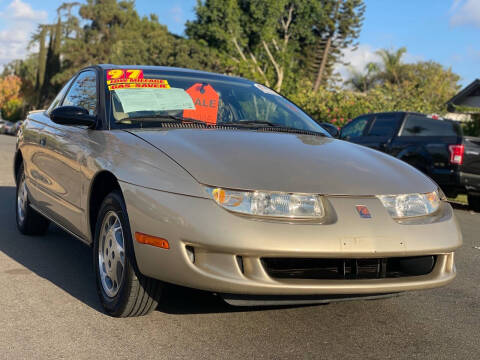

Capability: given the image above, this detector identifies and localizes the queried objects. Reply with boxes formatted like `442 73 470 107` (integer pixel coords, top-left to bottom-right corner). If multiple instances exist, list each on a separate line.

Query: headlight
377 190 441 219
205 187 325 220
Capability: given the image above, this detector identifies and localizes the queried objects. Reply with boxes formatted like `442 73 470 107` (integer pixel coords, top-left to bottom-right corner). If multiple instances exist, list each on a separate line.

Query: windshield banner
106 69 171 90
108 81 170 90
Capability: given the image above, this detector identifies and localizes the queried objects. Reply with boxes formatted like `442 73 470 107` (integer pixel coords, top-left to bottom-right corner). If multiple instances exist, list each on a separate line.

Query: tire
468 193 480 212
16 163 50 235
93 190 162 317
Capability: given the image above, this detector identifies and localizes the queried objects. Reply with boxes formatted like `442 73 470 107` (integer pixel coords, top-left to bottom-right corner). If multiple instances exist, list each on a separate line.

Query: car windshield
107 69 327 134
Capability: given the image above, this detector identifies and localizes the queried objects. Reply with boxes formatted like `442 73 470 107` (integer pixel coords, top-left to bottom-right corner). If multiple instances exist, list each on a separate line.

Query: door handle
40 138 46 146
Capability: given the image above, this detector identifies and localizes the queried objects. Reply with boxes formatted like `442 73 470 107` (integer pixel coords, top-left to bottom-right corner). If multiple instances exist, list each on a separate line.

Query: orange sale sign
183 83 219 124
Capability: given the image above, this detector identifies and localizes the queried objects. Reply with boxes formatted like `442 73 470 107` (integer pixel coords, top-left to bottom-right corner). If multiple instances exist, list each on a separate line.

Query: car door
23 77 74 215
360 113 403 153
35 70 99 238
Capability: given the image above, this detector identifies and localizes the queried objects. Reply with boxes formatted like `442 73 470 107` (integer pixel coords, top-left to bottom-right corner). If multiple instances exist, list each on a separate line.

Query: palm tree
375 47 407 85
346 62 380 92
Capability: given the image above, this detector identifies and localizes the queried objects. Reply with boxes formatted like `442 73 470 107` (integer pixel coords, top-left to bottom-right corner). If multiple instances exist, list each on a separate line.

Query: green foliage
0 75 24 120
186 0 337 93
1 98 23 120
345 62 379 92
452 104 480 114
290 72 460 127
400 61 460 111
462 115 480 136
374 47 407 85
337 48 461 126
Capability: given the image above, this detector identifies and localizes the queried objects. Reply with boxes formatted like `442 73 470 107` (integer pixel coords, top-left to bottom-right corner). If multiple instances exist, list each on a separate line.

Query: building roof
447 79 480 112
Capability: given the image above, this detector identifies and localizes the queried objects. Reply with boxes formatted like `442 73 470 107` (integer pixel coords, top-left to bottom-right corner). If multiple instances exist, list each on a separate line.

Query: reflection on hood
129 128 436 196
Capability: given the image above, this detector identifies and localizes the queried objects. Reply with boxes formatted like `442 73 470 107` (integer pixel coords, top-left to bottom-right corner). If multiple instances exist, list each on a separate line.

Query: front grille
262 256 436 280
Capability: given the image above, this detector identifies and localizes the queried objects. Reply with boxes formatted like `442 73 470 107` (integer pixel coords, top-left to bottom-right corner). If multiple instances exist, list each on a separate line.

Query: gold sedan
14 65 462 317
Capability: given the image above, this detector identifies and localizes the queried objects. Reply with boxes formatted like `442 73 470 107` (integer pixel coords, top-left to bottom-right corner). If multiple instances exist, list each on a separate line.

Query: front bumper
121 182 462 296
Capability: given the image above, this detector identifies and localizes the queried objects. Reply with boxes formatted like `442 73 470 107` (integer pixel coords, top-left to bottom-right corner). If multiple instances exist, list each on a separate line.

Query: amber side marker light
135 232 170 249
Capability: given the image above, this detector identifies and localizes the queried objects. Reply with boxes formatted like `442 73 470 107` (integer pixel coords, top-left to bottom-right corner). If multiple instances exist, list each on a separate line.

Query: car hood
128 129 436 196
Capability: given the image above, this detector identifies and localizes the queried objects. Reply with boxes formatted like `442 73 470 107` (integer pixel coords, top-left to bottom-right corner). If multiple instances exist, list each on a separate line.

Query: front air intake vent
262 256 436 280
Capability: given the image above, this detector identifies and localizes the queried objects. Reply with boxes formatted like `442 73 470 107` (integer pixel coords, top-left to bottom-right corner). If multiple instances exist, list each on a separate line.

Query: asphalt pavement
0 134 479 359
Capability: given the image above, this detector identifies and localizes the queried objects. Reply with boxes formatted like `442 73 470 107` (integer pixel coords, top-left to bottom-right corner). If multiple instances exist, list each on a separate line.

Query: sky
0 0 479 87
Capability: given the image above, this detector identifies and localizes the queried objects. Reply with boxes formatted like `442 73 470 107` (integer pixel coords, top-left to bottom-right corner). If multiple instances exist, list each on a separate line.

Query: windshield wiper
118 116 327 136
236 120 281 127
220 120 327 136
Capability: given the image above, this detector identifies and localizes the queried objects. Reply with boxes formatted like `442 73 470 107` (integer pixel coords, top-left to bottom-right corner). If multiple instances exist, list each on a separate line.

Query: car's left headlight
205 187 325 220
377 190 442 219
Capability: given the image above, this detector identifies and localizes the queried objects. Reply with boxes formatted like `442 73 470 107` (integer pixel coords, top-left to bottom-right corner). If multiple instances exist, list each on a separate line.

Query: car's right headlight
205 187 325 220
377 190 442 219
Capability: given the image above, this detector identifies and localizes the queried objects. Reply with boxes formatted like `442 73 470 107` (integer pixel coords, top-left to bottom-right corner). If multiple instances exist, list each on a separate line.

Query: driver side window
46 77 75 115
62 71 98 116
341 116 369 139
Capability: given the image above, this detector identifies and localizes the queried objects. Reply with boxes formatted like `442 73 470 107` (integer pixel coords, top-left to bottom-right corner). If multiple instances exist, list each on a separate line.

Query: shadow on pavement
156 284 312 315
0 186 103 312
0 186 306 315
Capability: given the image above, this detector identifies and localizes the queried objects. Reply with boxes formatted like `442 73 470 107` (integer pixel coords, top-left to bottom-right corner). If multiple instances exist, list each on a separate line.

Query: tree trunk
53 18 62 55
312 0 341 92
313 36 332 92
36 27 47 92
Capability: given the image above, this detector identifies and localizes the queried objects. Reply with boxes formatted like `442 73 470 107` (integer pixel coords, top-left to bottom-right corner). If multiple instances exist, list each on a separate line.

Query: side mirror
50 106 96 128
319 123 340 138
329 127 340 138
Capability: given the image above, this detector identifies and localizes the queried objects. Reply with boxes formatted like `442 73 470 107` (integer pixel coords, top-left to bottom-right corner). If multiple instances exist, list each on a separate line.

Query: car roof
358 111 458 123
93 64 252 84
362 111 424 116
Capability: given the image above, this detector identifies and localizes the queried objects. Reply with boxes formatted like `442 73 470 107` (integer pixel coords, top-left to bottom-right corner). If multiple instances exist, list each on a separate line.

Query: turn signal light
135 232 170 249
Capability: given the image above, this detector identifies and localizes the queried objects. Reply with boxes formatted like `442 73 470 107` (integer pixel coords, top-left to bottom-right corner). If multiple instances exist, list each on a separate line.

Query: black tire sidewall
15 165 26 232
93 191 137 315
16 163 30 233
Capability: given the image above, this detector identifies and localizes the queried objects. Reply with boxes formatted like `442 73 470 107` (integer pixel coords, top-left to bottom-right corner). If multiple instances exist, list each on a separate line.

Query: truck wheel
468 194 480 212
16 164 50 235
93 190 162 317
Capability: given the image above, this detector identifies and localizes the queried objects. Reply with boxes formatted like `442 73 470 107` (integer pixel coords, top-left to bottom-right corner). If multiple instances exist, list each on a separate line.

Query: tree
40 18 63 104
345 62 379 92
186 0 324 93
3 0 366 111
375 47 407 85
399 61 460 111
35 26 48 94
0 75 24 120
309 0 365 91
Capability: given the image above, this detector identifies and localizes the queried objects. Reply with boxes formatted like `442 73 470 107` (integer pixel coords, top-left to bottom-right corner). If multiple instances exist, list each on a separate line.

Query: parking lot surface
0 134 479 359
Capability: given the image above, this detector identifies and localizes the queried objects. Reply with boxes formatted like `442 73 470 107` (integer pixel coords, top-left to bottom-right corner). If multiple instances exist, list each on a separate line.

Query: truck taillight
448 144 464 165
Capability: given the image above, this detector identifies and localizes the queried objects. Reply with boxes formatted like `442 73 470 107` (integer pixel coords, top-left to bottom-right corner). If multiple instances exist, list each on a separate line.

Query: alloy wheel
98 211 126 298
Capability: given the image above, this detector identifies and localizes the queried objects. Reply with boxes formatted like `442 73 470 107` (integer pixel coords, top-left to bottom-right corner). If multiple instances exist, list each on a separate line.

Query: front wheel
468 193 480 212
93 190 162 317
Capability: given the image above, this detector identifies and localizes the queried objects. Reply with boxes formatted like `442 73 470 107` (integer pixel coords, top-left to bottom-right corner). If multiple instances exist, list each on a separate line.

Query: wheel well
14 150 23 184
89 171 121 241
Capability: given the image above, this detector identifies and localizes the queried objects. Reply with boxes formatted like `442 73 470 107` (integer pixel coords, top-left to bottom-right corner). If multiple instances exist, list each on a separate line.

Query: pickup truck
340 112 480 211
